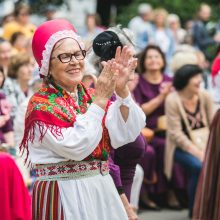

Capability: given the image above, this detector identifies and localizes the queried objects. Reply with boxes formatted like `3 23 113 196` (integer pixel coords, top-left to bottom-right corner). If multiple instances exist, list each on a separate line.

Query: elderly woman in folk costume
20 19 145 220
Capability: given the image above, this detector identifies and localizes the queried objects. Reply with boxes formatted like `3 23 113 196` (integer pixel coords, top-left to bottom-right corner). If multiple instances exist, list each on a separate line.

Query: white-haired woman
167 14 186 45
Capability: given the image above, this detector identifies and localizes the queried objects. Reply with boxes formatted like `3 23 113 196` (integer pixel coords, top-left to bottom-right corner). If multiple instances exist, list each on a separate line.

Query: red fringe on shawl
20 110 73 164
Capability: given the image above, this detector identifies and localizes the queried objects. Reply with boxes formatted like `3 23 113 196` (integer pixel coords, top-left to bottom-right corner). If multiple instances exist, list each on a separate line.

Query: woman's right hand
188 146 204 162
94 60 118 109
159 82 172 98
195 149 205 162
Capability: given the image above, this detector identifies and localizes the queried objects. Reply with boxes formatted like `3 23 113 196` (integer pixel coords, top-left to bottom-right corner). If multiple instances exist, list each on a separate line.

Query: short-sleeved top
133 74 172 129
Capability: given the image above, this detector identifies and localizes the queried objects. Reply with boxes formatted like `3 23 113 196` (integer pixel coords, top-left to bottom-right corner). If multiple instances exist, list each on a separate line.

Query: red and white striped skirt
32 180 64 220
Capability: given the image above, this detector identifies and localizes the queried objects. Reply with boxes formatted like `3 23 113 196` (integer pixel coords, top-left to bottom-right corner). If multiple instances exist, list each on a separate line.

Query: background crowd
0 1 220 220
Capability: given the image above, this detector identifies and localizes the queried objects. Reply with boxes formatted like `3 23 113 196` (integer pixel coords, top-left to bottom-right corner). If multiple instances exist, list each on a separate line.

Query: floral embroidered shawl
20 82 111 163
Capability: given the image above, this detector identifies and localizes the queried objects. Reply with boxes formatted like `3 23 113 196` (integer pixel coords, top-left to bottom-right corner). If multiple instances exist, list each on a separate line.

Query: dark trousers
174 148 202 216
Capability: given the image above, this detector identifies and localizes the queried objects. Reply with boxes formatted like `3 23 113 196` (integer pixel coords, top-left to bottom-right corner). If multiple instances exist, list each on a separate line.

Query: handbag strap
175 93 194 140
176 92 209 139
199 91 210 127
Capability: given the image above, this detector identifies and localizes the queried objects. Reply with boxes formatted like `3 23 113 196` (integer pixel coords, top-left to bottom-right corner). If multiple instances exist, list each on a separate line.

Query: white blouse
29 93 145 220
29 93 146 164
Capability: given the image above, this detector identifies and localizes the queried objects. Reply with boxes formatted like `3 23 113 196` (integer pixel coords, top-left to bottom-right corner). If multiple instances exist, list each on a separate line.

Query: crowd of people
0 1 220 220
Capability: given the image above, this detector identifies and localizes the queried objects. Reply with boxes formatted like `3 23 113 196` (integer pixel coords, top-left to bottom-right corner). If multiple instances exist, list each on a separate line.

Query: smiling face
49 38 85 92
144 48 165 72
185 74 203 95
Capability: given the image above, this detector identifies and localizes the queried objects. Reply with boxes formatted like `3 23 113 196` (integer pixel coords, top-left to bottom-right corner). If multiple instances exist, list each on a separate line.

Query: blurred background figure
171 45 210 89
80 13 105 49
10 31 28 54
14 76 42 189
0 37 12 75
192 3 220 61
183 19 195 46
0 13 14 36
3 2 36 41
171 47 198 74
0 153 31 220
0 66 14 148
3 52 34 120
165 64 214 217
14 75 42 148
128 3 153 51
130 164 144 213
167 14 186 45
151 8 175 73
134 45 183 210
43 4 57 21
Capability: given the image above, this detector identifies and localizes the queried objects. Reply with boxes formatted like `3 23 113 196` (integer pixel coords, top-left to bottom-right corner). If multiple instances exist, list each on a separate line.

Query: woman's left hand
113 46 137 98
125 205 138 220
120 193 138 220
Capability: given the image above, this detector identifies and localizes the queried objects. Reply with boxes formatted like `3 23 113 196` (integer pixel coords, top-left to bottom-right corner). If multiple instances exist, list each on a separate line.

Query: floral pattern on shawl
20 82 111 163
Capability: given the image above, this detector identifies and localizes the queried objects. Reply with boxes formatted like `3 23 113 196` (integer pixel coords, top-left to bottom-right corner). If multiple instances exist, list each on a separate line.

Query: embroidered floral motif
20 82 111 163
35 160 109 181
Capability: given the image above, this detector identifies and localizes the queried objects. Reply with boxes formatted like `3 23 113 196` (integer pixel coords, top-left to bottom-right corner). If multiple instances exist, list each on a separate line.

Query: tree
116 0 220 27
28 0 64 14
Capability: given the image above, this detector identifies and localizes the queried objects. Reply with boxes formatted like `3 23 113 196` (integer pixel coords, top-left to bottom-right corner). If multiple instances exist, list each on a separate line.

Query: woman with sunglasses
20 19 145 220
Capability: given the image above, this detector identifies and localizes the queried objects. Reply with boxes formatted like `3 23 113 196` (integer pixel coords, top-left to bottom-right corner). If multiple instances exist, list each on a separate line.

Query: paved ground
138 209 189 220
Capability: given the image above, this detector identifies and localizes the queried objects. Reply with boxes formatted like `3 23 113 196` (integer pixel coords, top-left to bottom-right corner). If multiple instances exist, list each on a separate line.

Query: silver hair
88 25 135 76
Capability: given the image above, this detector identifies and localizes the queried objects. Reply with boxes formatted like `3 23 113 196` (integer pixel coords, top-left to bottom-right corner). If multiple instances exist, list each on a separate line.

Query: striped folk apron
32 180 64 220
32 160 109 220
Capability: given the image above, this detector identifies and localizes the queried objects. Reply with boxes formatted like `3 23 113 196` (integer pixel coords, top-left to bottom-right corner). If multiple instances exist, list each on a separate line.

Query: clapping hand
113 46 137 98
94 59 119 109
159 82 173 98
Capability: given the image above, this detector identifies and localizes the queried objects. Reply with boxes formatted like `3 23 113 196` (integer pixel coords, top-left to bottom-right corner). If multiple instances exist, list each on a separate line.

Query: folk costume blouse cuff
115 93 133 107
105 93 146 149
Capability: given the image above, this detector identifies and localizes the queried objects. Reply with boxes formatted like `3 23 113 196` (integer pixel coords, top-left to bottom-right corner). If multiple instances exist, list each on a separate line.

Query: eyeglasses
51 50 86 63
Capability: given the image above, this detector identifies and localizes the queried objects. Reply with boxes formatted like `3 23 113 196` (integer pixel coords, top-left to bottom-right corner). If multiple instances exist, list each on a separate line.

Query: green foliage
117 0 220 27
29 0 64 14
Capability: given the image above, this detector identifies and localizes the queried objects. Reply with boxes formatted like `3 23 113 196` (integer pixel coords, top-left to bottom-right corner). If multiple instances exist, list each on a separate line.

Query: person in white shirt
128 3 153 51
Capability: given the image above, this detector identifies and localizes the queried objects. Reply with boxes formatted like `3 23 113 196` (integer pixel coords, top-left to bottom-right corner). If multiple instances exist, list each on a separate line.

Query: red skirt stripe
32 180 64 220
